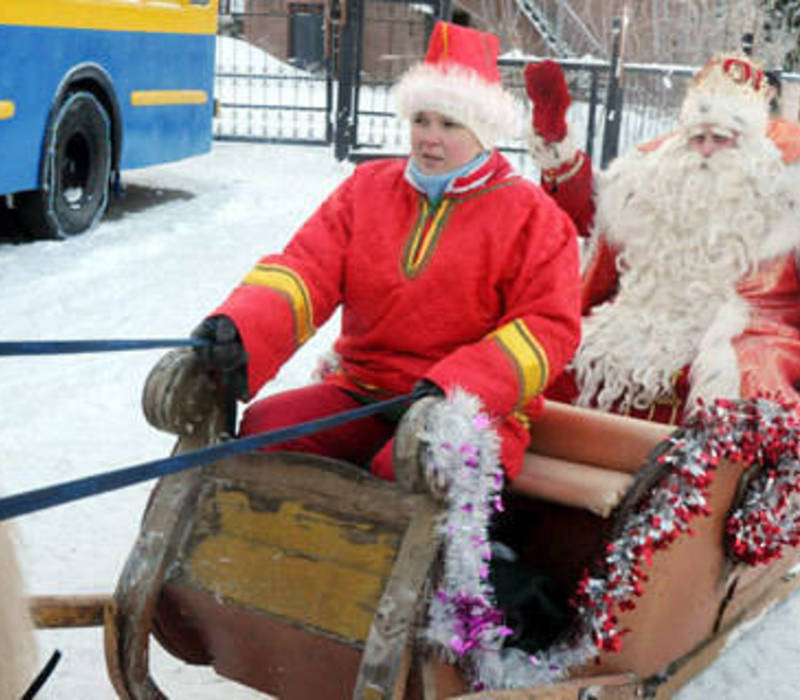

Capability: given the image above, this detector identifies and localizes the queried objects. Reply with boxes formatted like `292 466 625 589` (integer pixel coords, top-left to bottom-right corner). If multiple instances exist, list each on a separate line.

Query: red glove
525 60 571 143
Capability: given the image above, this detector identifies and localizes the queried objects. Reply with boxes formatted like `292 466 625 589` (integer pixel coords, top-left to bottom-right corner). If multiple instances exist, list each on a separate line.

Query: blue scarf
408 152 490 205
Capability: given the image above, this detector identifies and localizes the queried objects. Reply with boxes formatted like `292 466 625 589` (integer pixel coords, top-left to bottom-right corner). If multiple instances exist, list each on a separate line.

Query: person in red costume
154 22 581 486
525 60 595 239
525 54 800 424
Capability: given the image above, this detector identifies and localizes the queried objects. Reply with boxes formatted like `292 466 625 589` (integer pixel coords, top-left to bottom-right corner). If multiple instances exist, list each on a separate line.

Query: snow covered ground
1 141 800 698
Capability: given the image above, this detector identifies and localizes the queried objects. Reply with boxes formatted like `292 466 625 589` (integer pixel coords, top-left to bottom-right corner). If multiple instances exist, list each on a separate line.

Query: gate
215 0 334 145
331 0 448 160
213 1 632 168
214 3 800 172
337 10 623 175
213 0 448 152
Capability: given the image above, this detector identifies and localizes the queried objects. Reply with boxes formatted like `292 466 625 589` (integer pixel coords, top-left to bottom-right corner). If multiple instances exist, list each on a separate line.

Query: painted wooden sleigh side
104 387 800 699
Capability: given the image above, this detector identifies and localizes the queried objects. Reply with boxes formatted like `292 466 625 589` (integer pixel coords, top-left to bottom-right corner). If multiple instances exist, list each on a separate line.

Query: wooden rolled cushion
511 453 635 517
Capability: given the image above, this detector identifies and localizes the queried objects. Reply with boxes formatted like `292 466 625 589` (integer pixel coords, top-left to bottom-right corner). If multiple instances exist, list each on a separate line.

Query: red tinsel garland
573 396 800 652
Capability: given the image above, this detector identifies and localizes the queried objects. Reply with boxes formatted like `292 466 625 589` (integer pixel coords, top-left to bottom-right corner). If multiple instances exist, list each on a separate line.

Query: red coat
549 245 800 424
540 150 595 238
213 151 581 477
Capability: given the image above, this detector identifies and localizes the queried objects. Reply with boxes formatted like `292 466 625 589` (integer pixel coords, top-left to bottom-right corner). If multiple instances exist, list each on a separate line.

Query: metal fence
348 1 433 153
341 14 625 176
213 2 800 175
214 0 334 144
496 56 697 171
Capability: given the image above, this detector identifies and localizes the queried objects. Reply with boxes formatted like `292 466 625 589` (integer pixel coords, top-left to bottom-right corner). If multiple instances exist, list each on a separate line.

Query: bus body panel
0 1 216 195
0 1 217 36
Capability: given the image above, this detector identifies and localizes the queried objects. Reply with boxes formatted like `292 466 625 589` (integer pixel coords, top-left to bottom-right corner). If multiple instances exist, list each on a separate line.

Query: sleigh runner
96 355 800 700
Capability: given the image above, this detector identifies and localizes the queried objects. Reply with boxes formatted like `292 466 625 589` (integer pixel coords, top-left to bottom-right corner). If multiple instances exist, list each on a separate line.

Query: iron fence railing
213 3 800 175
214 0 333 145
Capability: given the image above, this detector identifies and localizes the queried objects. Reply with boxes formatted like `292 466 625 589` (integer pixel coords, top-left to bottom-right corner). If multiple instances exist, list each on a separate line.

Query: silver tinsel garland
422 395 800 691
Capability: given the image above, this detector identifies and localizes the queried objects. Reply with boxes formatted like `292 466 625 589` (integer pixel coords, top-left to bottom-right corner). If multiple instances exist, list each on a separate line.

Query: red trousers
238 383 398 479
240 383 531 481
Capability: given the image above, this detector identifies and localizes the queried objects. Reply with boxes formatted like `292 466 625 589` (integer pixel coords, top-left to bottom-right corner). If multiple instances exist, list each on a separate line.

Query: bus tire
17 91 112 239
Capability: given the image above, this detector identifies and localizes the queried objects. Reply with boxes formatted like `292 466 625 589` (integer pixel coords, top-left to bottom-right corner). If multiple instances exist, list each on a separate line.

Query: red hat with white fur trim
393 22 521 149
680 53 771 138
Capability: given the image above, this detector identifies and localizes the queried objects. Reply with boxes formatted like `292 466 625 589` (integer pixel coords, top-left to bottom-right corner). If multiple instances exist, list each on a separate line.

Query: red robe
545 119 800 424
213 150 581 477
540 150 595 238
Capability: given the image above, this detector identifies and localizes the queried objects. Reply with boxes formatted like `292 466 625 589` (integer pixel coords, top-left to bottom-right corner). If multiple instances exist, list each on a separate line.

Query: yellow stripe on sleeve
242 263 315 346
490 320 550 407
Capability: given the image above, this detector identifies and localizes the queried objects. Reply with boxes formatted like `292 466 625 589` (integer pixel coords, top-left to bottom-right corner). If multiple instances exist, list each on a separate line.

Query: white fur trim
393 63 522 148
686 295 749 411
527 122 578 170
680 88 768 138
311 350 340 382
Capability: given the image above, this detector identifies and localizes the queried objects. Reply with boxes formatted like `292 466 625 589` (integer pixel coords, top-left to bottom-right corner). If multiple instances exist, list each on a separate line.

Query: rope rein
0 383 435 521
0 338 208 356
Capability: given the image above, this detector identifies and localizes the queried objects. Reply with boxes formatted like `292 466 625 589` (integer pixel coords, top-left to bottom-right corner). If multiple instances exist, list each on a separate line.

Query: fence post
601 17 624 168
585 67 599 162
334 0 359 160
324 0 336 144
350 0 365 153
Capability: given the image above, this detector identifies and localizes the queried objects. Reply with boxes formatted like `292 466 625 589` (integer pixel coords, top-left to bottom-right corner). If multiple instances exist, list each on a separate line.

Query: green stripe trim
401 197 456 278
453 177 521 202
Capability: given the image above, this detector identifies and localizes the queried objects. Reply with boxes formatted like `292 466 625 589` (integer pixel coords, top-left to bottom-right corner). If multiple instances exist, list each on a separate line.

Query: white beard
574 132 796 413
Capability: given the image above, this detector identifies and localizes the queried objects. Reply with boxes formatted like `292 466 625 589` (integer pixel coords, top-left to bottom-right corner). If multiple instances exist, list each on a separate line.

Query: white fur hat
680 54 770 137
393 22 521 148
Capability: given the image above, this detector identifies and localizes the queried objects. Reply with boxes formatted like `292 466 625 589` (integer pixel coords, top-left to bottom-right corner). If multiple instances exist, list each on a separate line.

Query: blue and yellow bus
0 1 217 238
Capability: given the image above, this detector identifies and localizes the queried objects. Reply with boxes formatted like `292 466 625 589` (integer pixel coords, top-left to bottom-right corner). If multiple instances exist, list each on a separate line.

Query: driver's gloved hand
190 315 249 400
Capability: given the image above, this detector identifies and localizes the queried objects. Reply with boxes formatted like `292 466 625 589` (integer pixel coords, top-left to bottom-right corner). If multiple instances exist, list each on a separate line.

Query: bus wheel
17 92 111 239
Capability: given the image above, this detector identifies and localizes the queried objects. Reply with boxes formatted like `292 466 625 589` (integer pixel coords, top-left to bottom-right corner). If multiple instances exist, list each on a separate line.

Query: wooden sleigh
101 353 800 699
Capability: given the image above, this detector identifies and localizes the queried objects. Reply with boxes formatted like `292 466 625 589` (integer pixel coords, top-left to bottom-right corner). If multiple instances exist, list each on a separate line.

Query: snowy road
1 142 798 698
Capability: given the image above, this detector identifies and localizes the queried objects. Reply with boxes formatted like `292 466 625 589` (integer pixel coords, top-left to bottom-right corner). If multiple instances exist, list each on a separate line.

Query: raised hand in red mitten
524 60 594 237
524 60 571 143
